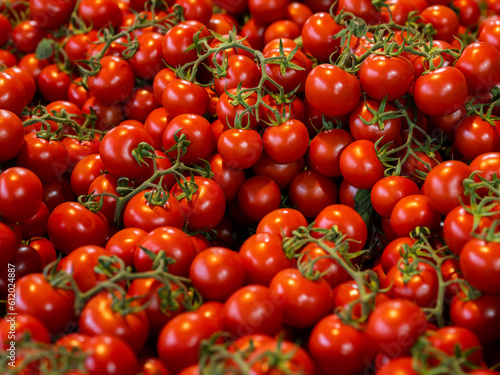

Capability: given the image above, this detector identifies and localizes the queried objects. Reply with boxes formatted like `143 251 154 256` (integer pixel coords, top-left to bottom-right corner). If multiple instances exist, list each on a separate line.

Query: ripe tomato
420 5 459 43
248 0 288 24
370 176 420 218
262 120 309 164
339 140 385 189
376 357 418 375
0 167 43 223
157 312 219 374
413 67 468 116
424 160 471 215
390 194 441 236
308 129 354 177
0 313 50 349
78 0 123 30
454 115 500 160
162 79 209 118
357 54 414 102
305 64 361 117
309 314 376 375
213 55 260 96
366 299 428 357
170 176 226 231
428 326 483 367
208 153 245 202
237 175 281 222
190 247 245 301
217 128 263 169
15 273 76 336
381 237 416 274
162 22 209 68
47 202 109 255
0 72 26 115
301 12 342 62
313 204 368 253
256 208 308 239
0 109 24 163
460 239 500 294
84 335 138 375
222 285 283 337
79 292 149 352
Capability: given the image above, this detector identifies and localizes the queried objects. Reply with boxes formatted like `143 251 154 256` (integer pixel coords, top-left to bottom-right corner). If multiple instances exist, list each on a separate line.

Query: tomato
47 202 109 255
99 124 154 180
256 208 307 239
338 180 358 208
366 299 428 357
170 176 226 231
381 237 416 274
10 244 43 278
459 239 500 294
79 292 149 352
263 47 309 94
88 56 135 104
450 293 500 343
428 326 483 367
83 98 124 131
0 14 11 46
357 54 414 102
162 79 209 118
455 115 500 160
217 128 263 169
208 153 245 202
0 167 43 223
313 204 367 253
237 176 281 222
189 247 245 301
162 114 215 165
401 150 442 184
213 55 260 96
371 176 420 218
413 67 468 116
337 0 382 24
390 194 441 236
384 261 439 307
127 32 164 80
420 5 459 43
134 226 196 276
29 237 57 268
30 0 75 29
157 312 220 374
305 64 361 117
70 154 105 197
4 67 36 105
308 129 353 177
84 335 138 375
0 313 50 349
11 20 46 54
0 222 21 266
249 339 315 375
349 99 402 146
15 273 76 336
252 152 305 189
139 358 171 375
162 22 208 68
58 245 114 293
0 72 26 115
78 0 123 30
262 120 309 164
340 140 385 189
424 160 471 215
301 12 341 62
125 87 160 123
309 314 375 375
123 189 184 232
332 280 390 319
289 170 338 218
104 228 146 267
260 94 306 125
376 357 418 375
248 0 288 24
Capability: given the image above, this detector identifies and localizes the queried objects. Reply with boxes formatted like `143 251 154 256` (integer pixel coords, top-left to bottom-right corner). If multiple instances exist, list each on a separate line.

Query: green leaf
354 188 377 228
35 39 55 60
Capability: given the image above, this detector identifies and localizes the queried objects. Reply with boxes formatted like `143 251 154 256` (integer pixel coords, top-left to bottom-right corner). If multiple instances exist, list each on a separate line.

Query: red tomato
309 314 375 375
460 239 500 294
390 194 441 237
301 12 342 62
237 176 281 222
339 140 385 189
84 335 138 375
162 79 209 118
308 129 354 177
420 5 459 43
78 0 123 30
262 120 309 164
371 176 420 218
217 128 263 169
454 115 500 160
190 247 245 301
428 326 483 367
0 72 26 115
256 208 308 239
0 313 50 349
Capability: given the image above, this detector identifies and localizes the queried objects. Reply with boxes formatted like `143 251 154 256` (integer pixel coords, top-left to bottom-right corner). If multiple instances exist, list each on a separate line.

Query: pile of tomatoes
2 0 500 374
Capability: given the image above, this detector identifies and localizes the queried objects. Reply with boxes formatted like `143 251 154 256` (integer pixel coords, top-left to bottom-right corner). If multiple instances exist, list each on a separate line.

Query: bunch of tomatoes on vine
2 0 500 373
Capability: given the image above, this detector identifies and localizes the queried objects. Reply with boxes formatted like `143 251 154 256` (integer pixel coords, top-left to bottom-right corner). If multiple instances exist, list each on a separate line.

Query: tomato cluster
1 0 500 374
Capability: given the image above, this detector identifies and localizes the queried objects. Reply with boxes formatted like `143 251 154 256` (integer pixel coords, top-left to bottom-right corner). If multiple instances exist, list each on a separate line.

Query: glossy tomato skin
262 120 309 164
170 176 226 231
450 293 500 343
366 299 428 357
237 176 281 223
0 313 50 349
0 167 43 223
269 268 335 328
70 154 105 197
301 12 342 62
358 54 414 102
454 115 500 160
47 202 109 255
78 0 123 30
217 128 263 170
455 42 500 94
79 292 149 352
208 153 245 202
222 285 283 338
428 326 483 367
84 335 138 375
15 273 76 336
420 5 459 43
313 204 368 253
309 314 376 375
256 208 308 239
424 160 471 215
123 189 185 232
371 176 420 218
0 109 24 162
189 247 245 302
239 233 293 286
162 79 209 118
390 194 441 237
134 226 196 276
157 312 220 374
460 239 500 294
339 140 385 189
0 72 26 115
308 129 354 177
305 64 361 117
377 357 418 375
413 67 468 116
